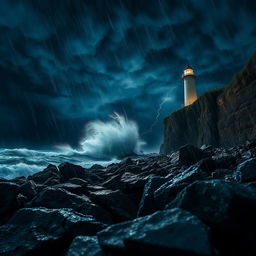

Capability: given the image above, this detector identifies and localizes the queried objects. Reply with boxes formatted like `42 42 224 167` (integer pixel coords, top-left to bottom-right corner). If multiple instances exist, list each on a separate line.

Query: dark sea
0 148 119 179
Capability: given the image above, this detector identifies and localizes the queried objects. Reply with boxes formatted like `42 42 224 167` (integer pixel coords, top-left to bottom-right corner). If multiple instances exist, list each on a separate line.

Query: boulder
68 177 88 186
178 144 210 165
30 186 112 224
233 158 256 182
89 189 137 222
90 164 104 170
197 157 216 174
154 182 188 210
76 203 113 224
28 165 60 184
97 208 214 256
102 174 122 190
143 166 206 210
211 169 233 179
170 166 208 185
19 180 37 200
52 182 86 195
137 176 169 217
213 155 237 169
9 176 26 185
168 180 256 255
59 162 87 181
0 207 105 256
0 182 21 225
67 236 103 256
120 172 150 193
30 187 91 209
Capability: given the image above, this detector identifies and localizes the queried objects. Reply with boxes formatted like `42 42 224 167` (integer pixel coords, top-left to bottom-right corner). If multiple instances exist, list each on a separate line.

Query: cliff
161 51 256 153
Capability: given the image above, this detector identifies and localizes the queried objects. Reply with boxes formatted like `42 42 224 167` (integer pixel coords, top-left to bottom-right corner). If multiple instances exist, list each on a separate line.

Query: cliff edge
161 52 256 153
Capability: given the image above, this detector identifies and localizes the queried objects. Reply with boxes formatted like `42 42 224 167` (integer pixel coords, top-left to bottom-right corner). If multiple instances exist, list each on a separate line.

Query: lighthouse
182 65 197 106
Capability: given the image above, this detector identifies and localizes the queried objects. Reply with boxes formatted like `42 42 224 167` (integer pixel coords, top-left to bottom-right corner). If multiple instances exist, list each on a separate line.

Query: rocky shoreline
1 142 256 255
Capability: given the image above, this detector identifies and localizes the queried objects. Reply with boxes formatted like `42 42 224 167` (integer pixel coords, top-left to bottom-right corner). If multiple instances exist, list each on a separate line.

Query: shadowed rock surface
1 143 256 255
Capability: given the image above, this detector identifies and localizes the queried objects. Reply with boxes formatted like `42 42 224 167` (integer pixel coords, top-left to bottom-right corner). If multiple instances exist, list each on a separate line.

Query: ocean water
0 148 119 179
0 114 147 179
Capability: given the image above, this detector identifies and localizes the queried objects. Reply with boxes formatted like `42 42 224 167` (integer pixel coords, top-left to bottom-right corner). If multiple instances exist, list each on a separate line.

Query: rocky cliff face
161 52 256 153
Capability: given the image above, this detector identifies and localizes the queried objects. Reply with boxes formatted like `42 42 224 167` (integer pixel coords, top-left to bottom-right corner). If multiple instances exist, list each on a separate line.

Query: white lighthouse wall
184 76 197 106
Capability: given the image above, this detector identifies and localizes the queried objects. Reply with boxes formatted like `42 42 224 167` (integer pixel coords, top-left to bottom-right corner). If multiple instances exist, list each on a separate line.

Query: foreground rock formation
161 51 256 153
1 142 256 255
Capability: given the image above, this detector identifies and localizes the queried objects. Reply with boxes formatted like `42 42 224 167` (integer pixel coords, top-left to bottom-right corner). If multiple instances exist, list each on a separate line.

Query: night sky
0 0 256 151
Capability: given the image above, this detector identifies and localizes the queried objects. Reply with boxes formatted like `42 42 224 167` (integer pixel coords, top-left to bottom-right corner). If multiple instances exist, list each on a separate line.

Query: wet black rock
0 207 105 256
52 182 87 194
178 144 209 165
137 176 168 217
59 162 87 181
67 236 103 256
168 179 256 255
19 180 37 199
1 143 256 255
89 189 137 222
97 208 214 256
0 182 21 225
30 187 91 209
234 157 256 182
28 164 60 184
211 169 233 179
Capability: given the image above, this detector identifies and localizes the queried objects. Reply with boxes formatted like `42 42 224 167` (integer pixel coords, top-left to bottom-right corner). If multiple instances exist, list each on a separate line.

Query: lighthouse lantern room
182 65 197 106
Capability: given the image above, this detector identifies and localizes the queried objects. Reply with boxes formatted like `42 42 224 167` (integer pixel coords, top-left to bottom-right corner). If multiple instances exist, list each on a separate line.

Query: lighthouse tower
182 65 197 106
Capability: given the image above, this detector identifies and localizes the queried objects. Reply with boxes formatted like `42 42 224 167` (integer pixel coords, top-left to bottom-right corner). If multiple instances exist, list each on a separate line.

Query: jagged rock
137 176 169 217
16 193 28 207
0 182 21 225
151 166 207 209
76 203 113 224
28 165 60 184
97 208 214 256
120 172 150 192
87 185 106 192
30 186 112 224
0 207 105 256
58 162 87 181
19 180 37 199
119 157 134 166
200 145 213 151
213 155 237 169
68 177 88 186
30 187 91 209
102 174 122 190
211 169 233 179
197 157 216 174
67 236 103 256
245 140 256 150
167 180 256 255
154 182 188 210
90 164 104 170
52 182 86 194
178 144 209 165
233 158 256 182
2 143 256 255
10 176 26 185
42 177 60 186
89 189 137 221
163 165 207 188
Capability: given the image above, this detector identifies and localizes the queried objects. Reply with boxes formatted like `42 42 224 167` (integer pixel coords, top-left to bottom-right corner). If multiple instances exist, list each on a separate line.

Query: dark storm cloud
0 0 255 150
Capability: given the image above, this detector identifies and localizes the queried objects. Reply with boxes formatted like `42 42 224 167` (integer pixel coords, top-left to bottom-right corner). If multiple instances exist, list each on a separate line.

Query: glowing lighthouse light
182 65 197 106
